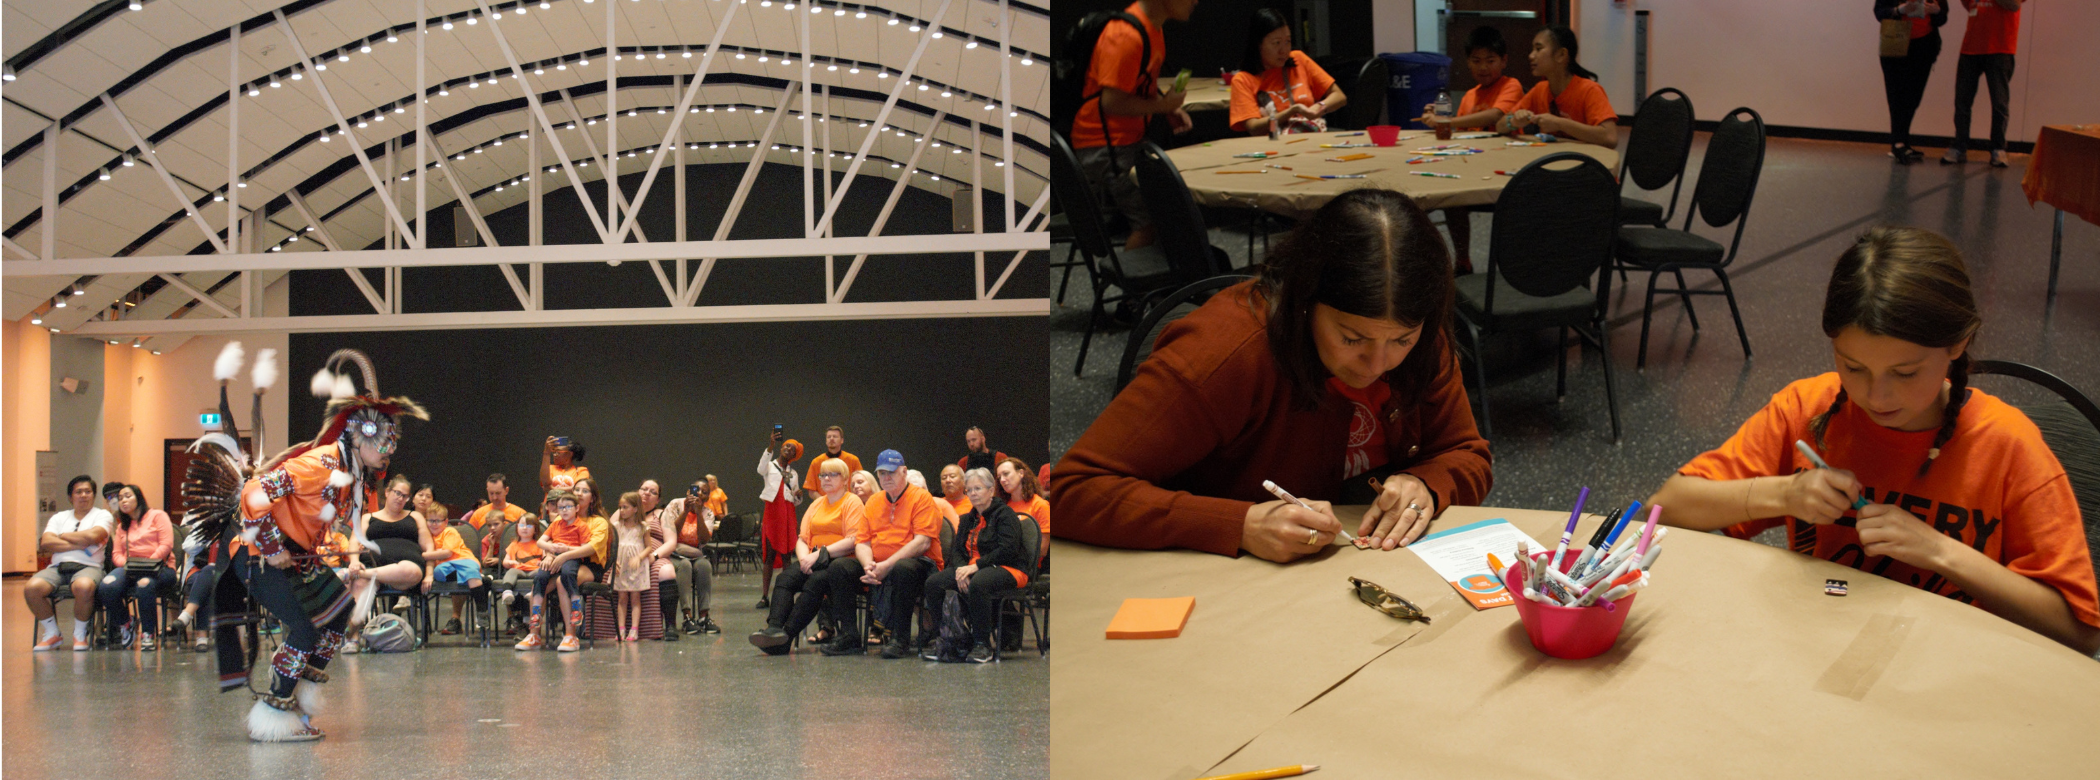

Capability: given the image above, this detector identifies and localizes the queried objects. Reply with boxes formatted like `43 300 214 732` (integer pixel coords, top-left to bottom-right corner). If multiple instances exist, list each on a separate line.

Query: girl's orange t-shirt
1680 373 2099 627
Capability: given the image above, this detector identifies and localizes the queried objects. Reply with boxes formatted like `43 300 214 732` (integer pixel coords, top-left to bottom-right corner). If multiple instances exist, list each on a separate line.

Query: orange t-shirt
1514 76 1617 129
466 502 523 531
431 526 477 566
935 496 961 532
705 488 728 519
800 493 866 549
1227 51 1336 133
1459 75 1524 119
946 495 974 518
1071 2 1165 149
319 531 353 568
505 538 544 573
1679 373 2099 628
545 515 609 565
802 451 864 493
860 485 944 567
1007 496 1053 536
547 464 590 490
1960 2 2019 55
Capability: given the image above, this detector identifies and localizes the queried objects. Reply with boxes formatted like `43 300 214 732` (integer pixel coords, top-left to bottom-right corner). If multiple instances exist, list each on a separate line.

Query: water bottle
1432 91 1455 140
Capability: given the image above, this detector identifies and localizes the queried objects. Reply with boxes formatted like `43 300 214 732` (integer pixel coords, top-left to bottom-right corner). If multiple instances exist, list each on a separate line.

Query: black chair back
1050 133 1119 264
1132 142 1228 282
1334 57 1389 130
1116 274 1255 393
1971 360 2100 598
1622 88 1695 200
1015 518 1043 583
1486 153 1620 307
1686 108 1766 235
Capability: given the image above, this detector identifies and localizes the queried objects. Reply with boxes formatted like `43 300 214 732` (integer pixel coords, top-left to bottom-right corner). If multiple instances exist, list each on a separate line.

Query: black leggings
234 550 351 699
785 559 863 638
922 566 1022 646
1878 31 1940 149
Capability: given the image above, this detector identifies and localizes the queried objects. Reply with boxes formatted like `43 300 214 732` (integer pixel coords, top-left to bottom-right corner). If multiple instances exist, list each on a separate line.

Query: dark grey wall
288 317 1047 513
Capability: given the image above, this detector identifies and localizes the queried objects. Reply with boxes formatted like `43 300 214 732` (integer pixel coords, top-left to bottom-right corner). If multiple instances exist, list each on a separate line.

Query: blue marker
1578 500 1640 579
1794 439 1870 510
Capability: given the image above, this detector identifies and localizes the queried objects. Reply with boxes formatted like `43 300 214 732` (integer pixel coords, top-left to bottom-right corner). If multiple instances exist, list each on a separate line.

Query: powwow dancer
182 348 427 741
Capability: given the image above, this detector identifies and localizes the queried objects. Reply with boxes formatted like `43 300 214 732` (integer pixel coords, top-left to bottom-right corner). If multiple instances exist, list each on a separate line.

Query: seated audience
95 484 175 650
27 476 114 651
921 468 1032 664
663 480 720 635
856 450 944 659
425 508 490 635
940 464 974 518
497 511 545 634
344 476 433 619
517 485 607 652
749 458 865 656
997 458 1053 536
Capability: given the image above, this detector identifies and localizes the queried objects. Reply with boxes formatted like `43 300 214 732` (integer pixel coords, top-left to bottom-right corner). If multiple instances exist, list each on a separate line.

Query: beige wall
4 276 290 573
3 319 54 572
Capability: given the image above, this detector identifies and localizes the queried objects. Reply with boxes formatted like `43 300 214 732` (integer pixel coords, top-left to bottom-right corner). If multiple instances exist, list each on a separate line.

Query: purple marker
1547 487 1590 582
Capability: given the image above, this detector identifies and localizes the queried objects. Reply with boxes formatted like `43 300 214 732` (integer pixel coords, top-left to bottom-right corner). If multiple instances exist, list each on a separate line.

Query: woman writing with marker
1499 26 1618 147
1052 190 1492 562
1651 227 2100 653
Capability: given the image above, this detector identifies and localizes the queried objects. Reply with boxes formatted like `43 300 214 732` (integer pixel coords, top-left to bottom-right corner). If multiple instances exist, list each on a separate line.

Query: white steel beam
415 1 428 248
227 25 240 252
4 236 36 260
100 95 228 254
611 0 740 243
529 124 543 310
273 10 418 245
157 273 238 318
1000 0 1016 231
474 8 612 242
811 0 953 238
41 124 57 262
974 119 984 299
674 138 686 303
801 5 813 238
829 109 946 304
69 298 1049 338
13 233 1047 277
983 187 1053 299
684 85 801 306
556 92 650 243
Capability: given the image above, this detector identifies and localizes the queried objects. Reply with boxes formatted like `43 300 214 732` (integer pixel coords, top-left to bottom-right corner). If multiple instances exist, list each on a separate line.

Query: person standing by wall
1876 0 1949 164
1942 0 2022 168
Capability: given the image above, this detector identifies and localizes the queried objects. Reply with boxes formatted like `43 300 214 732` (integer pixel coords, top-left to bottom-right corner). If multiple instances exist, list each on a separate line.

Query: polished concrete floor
1051 133 2100 533
2 569 1046 780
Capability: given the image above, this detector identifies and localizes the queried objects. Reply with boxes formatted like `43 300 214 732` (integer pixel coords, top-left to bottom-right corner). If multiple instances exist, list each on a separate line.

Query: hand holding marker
1794 439 1869 526
1261 480 1356 544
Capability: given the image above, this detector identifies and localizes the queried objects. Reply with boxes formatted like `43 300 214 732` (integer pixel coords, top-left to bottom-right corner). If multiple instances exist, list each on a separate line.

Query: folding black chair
1615 107 1766 370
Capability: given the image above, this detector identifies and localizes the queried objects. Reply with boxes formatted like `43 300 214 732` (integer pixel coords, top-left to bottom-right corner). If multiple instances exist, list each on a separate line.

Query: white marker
1261 480 1356 543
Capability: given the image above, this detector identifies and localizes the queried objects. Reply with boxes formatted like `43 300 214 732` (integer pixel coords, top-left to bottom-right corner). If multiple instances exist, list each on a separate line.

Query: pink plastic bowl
1505 556 1638 660
1366 125 1402 147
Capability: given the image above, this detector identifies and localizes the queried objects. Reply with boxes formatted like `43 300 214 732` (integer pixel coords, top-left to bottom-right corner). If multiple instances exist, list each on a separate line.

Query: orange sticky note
1106 596 1196 639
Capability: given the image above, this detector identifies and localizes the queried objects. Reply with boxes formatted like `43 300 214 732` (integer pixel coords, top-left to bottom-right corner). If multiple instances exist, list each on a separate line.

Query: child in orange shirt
1227 7 1345 137
1653 227 2100 654
497 511 543 633
1418 26 1525 275
1500 26 1618 147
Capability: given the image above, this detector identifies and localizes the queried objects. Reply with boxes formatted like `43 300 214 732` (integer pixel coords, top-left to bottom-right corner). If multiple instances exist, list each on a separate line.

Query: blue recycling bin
1380 52 1452 129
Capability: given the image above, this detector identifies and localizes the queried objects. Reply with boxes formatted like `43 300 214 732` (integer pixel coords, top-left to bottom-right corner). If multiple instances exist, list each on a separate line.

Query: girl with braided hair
1653 227 2100 654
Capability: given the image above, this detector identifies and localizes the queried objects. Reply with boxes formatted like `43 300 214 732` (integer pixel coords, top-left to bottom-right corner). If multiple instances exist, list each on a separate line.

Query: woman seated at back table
1650 227 2100 653
1227 7 1345 137
1499 25 1618 147
1052 189 1493 562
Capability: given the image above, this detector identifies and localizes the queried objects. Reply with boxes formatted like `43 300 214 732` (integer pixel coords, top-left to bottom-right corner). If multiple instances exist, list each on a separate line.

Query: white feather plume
214 341 246 381
327 470 354 488
294 679 325 716
318 503 336 523
331 373 356 399
310 368 336 398
247 699 314 742
252 349 279 391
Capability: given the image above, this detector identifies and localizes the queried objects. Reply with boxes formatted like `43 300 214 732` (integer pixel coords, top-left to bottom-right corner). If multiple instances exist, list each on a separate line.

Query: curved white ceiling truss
3 0 1049 341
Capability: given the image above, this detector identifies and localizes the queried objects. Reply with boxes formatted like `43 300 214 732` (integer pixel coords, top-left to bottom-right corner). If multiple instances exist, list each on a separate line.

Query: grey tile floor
1051 133 2100 536
2 569 1046 780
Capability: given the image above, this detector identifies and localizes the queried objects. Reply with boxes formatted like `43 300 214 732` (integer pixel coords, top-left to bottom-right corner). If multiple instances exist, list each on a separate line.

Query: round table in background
1049 505 2100 780
1164 128 1619 219
1178 81 1233 113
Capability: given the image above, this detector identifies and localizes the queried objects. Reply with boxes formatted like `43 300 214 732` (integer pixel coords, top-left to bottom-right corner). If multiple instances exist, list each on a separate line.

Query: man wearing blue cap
854 449 945 659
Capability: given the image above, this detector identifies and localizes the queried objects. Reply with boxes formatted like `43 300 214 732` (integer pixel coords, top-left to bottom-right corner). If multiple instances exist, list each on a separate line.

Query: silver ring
1407 503 1423 513
1305 528 1320 546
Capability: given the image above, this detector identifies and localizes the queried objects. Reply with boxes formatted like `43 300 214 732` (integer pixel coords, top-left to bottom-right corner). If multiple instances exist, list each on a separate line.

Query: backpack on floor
935 591 972 662
360 612 416 653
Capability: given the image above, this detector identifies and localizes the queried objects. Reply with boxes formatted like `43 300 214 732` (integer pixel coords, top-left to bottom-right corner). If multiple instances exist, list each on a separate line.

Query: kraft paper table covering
1163 130 1619 218
1052 506 2100 780
1179 81 1233 112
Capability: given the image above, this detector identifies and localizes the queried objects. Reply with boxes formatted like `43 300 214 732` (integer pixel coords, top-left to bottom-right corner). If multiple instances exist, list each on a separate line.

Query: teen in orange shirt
1653 227 2100 654
516 487 607 652
749 458 865 655
1073 0 1198 252
1501 26 1617 148
1227 8 1345 136
1420 26 1523 275
1943 0 2022 167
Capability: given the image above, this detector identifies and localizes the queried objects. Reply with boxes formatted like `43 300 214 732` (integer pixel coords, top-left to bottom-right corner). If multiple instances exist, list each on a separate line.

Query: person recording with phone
540 436 591 490
756 426 803 609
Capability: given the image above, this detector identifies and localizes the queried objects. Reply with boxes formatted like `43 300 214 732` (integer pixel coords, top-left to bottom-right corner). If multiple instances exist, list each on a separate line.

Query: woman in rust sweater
1052 189 1492 562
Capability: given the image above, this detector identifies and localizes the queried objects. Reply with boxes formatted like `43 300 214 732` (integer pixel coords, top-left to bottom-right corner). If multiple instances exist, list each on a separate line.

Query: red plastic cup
1366 125 1402 147
1504 555 1638 660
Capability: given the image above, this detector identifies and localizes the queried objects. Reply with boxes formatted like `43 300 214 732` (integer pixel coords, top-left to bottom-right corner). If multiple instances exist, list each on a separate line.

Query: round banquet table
1178 81 1233 112
1164 128 1619 220
1048 504 2100 780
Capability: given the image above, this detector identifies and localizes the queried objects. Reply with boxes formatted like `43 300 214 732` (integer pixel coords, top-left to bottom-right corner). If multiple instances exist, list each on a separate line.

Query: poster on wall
35 450 59 528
